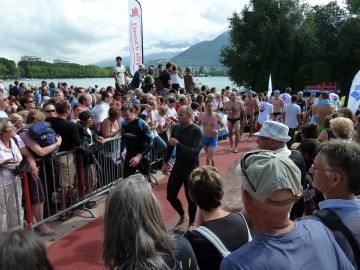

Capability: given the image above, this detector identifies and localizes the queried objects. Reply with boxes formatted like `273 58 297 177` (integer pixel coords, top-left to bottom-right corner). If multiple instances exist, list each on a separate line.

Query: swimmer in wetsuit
223 91 245 152
162 105 203 232
120 104 154 178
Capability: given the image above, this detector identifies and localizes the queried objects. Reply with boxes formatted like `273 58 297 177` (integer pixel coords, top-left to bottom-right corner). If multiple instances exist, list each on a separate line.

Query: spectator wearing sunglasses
0 93 9 119
221 150 354 270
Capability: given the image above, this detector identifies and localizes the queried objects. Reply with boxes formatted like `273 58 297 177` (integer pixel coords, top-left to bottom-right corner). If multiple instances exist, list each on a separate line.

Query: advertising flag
347 70 360 113
128 0 143 75
267 74 272 97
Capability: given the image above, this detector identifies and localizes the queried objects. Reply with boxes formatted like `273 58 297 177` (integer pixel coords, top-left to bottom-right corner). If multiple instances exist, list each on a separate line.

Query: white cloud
0 0 344 65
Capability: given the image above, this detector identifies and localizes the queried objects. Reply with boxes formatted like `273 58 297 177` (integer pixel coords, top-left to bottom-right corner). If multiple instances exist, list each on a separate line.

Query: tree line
0 58 113 79
220 0 360 96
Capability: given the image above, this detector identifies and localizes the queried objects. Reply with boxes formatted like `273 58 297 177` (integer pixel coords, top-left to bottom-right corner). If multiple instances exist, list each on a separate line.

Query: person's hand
212 130 219 137
129 154 142 167
2 158 17 166
120 152 125 162
97 136 105 144
169 138 179 146
29 163 40 180
55 135 62 147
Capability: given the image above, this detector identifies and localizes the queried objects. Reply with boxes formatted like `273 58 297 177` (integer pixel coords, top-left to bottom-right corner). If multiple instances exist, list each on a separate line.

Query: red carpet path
48 137 257 270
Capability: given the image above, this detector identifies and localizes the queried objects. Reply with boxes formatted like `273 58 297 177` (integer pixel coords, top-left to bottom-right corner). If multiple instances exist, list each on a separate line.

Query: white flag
347 70 360 113
267 74 272 97
128 0 143 76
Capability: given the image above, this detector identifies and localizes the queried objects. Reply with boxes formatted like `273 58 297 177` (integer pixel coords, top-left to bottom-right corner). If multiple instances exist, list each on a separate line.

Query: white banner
347 70 360 113
128 0 143 76
267 74 272 97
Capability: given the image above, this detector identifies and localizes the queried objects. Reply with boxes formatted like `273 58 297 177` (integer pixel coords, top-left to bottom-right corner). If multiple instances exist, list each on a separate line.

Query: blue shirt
316 199 360 267
220 219 354 270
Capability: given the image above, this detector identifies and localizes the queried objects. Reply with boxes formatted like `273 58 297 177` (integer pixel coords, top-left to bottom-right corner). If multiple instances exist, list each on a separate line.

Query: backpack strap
315 208 360 267
194 226 230 257
234 212 252 242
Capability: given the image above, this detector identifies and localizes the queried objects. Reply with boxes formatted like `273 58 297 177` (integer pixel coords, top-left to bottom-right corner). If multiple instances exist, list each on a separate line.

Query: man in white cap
254 120 307 219
221 150 354 270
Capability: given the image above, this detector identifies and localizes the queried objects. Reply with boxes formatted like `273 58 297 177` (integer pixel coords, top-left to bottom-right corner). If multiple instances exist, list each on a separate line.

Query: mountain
94 51 179 67
95 31 230 69
169 31 229 69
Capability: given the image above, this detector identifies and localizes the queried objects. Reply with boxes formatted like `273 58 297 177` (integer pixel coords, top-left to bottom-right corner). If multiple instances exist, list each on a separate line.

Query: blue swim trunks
203 136 218 147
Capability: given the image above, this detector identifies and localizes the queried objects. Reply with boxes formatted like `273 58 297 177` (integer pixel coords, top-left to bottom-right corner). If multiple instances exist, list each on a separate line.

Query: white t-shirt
166 106 177 119
329 93 340 111
284 103 301 128
156 114 166 133
0 138 23 186
258 102 273 125
280 93 292 105
95 102 110 123
141 110 158 138
113 64 126 85
170 73 180 84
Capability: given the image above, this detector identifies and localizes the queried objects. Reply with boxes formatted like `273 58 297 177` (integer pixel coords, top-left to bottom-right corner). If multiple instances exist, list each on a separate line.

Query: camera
13 165 20 176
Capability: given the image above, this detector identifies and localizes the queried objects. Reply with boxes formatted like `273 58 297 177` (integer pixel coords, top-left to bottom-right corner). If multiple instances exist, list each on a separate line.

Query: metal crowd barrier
1 134 167 232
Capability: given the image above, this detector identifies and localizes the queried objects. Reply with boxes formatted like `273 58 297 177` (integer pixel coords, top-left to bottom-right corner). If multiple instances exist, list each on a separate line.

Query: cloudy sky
0 0 343 65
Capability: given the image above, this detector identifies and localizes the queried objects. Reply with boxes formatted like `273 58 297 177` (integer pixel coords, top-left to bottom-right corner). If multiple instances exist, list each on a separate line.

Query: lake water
2 77 239 92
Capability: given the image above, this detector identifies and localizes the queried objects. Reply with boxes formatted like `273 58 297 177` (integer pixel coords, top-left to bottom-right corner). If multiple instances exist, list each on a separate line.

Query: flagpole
267 74 272 98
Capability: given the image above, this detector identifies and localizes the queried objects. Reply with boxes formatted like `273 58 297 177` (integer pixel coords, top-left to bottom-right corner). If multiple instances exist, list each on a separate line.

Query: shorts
55 153 76 187
203 136 218 147
273 112 281 117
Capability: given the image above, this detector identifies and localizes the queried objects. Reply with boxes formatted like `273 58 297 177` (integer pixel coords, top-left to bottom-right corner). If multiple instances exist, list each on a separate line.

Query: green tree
346 0 360 14
221 0 311 91
0 64 9 76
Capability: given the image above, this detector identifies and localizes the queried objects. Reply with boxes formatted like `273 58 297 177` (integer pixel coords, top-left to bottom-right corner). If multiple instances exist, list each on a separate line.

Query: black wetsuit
121 117 153 178
164 123 203 223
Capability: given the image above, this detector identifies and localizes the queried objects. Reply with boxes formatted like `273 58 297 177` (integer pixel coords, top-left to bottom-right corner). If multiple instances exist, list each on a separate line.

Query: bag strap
194 226 230 257
235 212 252 242
315 208 360 267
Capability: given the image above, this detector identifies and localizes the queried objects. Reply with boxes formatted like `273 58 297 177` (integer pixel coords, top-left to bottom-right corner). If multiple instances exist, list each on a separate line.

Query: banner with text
348 70 360 113
128 0 143 76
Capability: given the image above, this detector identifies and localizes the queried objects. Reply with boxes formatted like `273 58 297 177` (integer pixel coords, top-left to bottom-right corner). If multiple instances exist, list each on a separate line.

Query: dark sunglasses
27 100 35 103
45 110 55 113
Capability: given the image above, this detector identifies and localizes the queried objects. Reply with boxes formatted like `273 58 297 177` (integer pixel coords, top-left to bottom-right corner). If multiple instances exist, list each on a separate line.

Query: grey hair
103 175 177 270
317 140 360 194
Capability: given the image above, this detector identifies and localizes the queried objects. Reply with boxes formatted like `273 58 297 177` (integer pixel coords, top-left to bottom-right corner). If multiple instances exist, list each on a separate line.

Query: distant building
54 59 70 64
21 55 42 61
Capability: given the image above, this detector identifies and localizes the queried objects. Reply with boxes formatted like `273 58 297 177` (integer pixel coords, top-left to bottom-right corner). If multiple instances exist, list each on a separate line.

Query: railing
1 135 165 232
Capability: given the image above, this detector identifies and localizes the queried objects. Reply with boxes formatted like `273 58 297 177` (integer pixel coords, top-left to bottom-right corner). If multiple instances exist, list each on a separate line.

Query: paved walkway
46 136 258 270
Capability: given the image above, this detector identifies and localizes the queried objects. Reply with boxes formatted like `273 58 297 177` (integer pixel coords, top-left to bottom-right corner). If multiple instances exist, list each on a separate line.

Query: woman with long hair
103 175 198 270
0 229 53 270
